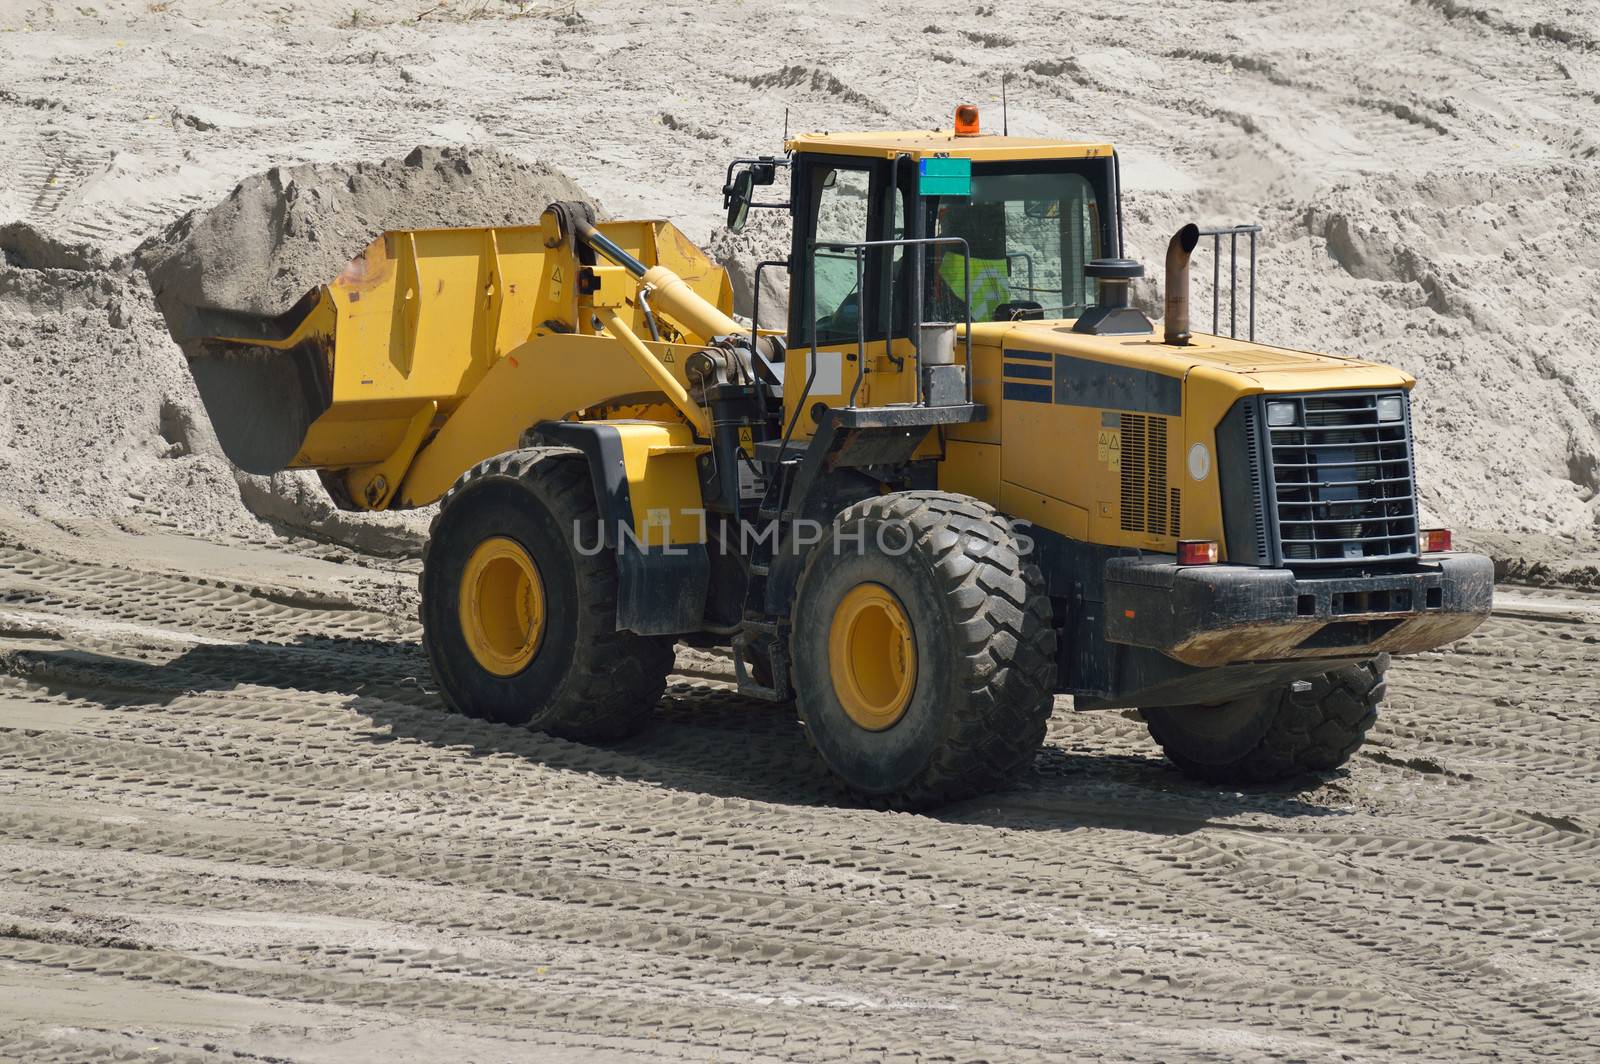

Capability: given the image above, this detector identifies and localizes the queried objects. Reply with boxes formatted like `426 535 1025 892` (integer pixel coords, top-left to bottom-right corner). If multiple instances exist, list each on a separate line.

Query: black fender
530 420 709 637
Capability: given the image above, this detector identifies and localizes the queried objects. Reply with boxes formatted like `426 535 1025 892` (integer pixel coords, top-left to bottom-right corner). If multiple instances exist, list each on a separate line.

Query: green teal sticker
919 156 971 197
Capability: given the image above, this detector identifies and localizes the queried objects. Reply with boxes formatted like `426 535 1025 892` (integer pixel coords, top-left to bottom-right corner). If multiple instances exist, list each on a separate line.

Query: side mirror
726 169 754 232
821 169 838 190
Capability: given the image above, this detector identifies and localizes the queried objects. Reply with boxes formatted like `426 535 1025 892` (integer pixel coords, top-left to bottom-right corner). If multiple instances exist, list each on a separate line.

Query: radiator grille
1241 402 1269 560
1266 393 1417 566
1120 414 1181 537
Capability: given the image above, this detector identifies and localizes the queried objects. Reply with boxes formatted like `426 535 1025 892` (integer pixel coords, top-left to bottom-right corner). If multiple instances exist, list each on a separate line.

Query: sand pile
0 225 427 552
0 147 600 554
140 145 596 343
0 223 254 540
704 210 792 330
133 147 598 485
3 0 1598 564
1268 165 1600 539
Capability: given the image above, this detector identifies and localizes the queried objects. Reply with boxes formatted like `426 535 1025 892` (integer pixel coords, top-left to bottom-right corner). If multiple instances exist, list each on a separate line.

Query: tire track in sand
3 537 1598 1058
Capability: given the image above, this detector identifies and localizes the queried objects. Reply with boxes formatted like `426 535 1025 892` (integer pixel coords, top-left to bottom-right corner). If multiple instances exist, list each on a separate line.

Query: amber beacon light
953 103 980 136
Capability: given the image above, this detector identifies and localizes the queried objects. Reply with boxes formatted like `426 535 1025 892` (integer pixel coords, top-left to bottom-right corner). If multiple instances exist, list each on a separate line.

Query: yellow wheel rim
828 582 917 731
458 536 546 677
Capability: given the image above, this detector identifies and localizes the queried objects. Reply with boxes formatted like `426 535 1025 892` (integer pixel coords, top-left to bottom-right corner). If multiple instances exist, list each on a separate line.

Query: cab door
784 155 917 439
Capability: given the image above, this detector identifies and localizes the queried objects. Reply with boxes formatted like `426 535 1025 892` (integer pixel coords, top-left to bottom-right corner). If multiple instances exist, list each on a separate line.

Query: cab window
810 166 873 345
927 168 1102 323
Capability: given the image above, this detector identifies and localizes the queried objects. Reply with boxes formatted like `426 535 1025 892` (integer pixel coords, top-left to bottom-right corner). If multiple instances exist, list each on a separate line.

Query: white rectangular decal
813 350 842 395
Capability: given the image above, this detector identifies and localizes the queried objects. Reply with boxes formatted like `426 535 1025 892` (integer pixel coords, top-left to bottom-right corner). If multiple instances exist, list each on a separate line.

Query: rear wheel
419 448 674 741
790 491 1057 809
1143 657 1386 785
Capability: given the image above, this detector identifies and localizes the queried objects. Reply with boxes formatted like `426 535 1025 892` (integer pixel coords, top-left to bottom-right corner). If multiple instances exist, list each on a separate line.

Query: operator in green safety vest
934 199 1011 322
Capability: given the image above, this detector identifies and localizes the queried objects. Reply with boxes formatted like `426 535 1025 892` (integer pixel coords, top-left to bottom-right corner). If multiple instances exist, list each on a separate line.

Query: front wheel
1143 657 1387 785
790 491 1057 809
419 448 674 742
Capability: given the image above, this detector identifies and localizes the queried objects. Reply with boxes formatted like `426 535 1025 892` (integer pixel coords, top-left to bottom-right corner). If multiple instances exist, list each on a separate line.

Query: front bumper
1103 552 1493 668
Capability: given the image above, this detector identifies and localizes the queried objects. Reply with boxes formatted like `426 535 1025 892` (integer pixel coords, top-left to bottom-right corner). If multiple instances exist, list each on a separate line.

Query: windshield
923 164 1106 324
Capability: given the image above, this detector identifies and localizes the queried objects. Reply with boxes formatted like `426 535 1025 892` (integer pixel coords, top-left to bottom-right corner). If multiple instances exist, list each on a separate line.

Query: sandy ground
1 525 1598 1061
2 0 1600 1059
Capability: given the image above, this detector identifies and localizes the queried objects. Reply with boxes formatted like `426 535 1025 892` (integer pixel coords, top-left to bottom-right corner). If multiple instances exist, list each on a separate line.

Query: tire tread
795 490 1057 808
1146 656 1386 785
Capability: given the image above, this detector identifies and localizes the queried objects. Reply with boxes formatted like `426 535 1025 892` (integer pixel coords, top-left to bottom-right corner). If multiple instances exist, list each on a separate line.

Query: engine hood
970 320 1415 393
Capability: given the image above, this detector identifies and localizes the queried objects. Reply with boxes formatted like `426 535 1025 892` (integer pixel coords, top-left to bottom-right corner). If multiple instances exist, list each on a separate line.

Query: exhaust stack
1164 223 1201 346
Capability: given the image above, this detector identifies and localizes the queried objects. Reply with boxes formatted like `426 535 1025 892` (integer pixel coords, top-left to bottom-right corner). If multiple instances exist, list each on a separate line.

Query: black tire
1143 656 1386 785
790 491 1057 809
419 448 674 742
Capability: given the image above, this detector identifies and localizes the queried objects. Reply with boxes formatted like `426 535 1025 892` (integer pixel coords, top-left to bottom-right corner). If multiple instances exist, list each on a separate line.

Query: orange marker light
1421 528 1453 553
954 103 980 136
1177 540 1220 566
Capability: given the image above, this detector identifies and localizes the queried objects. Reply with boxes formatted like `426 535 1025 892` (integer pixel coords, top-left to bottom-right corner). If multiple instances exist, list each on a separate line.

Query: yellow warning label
738 426 754 456
1097 428 1121 466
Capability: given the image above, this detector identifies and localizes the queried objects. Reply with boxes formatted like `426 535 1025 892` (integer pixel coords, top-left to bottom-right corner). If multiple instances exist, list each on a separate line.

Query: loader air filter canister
1073 258 1153 336
919 323 957 365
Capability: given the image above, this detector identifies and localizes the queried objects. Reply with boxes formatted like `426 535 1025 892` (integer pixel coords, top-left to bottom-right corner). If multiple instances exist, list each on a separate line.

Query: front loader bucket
193 222 533 480
191 218 735 501
189 288 335 475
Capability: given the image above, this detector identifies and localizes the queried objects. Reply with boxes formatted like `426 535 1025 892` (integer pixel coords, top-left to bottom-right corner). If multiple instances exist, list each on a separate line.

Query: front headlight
1376 396 1404 422
1266 400 1298 427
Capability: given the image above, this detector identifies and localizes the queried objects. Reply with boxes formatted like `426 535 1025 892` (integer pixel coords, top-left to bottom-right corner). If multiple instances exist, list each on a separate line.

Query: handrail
1196 223 1261 341
776 235 974 464
748 258 789 364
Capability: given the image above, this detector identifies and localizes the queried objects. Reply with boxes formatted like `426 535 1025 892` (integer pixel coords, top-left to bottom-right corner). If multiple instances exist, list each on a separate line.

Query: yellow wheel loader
191 108 1492 807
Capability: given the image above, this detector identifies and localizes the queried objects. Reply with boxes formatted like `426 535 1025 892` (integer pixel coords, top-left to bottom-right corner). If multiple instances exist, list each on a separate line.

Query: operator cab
724 116 1127 325
723 108 1134 425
